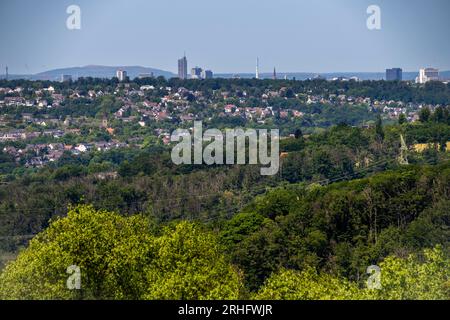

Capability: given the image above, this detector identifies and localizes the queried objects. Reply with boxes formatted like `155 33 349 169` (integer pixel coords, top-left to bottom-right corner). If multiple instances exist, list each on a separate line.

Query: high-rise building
416 68 439 84
61 74 72 82
5 66 8 81
116 70 127 82
178 55 188 80
273 67 277 80
386 68 402 81
201 70 213 79
191 66 202 79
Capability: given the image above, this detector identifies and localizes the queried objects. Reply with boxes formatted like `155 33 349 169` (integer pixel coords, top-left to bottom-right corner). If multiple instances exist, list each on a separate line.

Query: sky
0 0 449 75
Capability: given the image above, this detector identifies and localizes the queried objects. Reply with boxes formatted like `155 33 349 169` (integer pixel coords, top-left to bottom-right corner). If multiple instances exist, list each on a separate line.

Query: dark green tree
375 115 385 142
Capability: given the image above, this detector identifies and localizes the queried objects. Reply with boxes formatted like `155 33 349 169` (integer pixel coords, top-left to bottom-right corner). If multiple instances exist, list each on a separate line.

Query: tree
373 246 449 300
432 106 445 123
419 107 431 123
0 205 242 300
398 113 407 125
375 115 384 142
253 246 449 300
0 205 152 299
254 268 361 300
143 222 243 300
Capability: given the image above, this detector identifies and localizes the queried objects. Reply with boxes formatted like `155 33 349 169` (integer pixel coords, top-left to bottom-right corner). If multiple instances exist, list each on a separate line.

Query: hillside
0 65 175 81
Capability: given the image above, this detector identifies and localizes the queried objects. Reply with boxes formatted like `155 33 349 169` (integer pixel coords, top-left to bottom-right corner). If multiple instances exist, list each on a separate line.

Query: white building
416 68 439 84
116 70 128 82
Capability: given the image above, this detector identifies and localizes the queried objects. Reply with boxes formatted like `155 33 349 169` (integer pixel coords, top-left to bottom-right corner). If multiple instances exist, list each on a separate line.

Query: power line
0 158 441 239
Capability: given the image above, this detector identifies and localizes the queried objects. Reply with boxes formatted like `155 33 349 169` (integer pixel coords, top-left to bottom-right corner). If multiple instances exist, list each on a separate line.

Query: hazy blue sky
1 0 449 74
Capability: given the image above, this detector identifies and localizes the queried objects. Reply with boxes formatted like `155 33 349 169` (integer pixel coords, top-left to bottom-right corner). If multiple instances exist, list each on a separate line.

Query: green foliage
0 205 151 299
254 246 449 300
223 163 450 290
419 107 431 123
375 115 385 142
254 268 361 300
0 205 242 300
372 246 450 300
143 222 242 300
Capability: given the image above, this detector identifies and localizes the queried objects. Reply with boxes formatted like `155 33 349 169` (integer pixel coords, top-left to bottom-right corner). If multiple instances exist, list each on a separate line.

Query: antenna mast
256 58 259 79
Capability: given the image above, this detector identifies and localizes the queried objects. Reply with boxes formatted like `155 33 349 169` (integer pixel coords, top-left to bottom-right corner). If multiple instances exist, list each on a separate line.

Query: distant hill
0 65 176 81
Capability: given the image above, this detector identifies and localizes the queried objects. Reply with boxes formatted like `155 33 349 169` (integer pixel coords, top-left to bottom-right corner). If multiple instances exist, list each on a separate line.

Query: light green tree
372 246 449 300
143 222 243 300
0 205 153 299
254 246 449 300
253 268 362 300
0 205 242 300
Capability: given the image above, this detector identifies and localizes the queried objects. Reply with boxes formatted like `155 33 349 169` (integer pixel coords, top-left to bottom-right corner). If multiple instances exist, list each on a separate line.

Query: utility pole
398 134 409 165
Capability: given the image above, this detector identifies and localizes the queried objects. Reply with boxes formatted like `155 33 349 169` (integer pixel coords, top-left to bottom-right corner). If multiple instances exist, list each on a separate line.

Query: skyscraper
116 70 127 82
201 70 213 79
416 68 439 84
273 67 277 80
178 55 188 80
191 66 202 79
5 66 8 81
386 68 402 81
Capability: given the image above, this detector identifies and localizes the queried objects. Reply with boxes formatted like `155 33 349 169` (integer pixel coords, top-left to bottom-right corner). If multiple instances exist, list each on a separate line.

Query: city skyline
0 52 450 81
1 0 450 75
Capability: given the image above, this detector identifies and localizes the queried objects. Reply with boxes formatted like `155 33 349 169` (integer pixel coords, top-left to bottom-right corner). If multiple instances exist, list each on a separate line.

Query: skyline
2 62 450 82
1 0 450 75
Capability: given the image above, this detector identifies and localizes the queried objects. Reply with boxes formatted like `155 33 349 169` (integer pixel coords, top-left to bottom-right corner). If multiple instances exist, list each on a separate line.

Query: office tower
386 68 402 81
116 70 127 82
416 68 439 84
178 55 188 80
61 74 72 82
201 70 213 79
256 58 260 79
273 67 277 80
5 66 8 80
191 66 202 79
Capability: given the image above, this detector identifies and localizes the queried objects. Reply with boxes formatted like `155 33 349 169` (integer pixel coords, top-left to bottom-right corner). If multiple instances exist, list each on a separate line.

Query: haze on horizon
1 0 449 75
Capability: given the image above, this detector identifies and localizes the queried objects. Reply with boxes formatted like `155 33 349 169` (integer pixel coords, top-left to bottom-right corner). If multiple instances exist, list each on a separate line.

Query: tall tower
116 70 127 82
255 58 260 79
273 67 277 80
5 66 8 81
178 54 188 80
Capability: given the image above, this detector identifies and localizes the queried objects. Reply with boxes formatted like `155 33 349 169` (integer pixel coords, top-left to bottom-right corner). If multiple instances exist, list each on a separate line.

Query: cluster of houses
2 140 128 168
1 82 449 169
0 129 65 142
1 83 446 130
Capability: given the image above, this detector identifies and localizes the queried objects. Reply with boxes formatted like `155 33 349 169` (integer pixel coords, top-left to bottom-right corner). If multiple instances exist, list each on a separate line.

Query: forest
0 162 449 299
